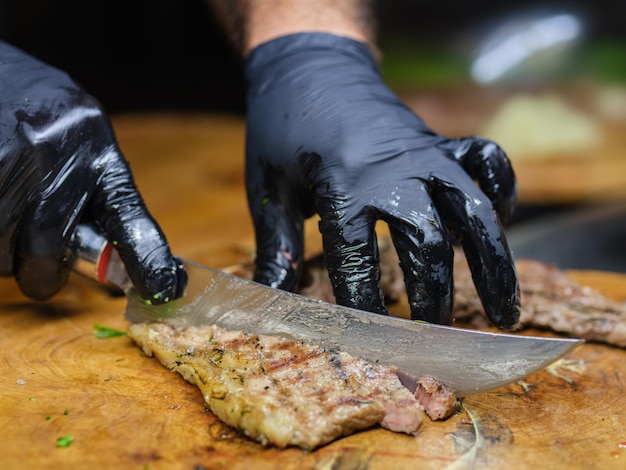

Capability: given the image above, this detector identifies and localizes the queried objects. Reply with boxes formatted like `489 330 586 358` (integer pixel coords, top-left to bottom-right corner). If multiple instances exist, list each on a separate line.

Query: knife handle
71 223 132 293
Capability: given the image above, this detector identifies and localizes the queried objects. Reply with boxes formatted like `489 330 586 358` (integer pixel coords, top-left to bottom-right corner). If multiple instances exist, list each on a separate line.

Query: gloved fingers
432 181 520 330
437 137 517 225
385 204 454 324
14 167 95 300
0 149 36 277
88 149 186 304
248 193 306 292
319 213 387 315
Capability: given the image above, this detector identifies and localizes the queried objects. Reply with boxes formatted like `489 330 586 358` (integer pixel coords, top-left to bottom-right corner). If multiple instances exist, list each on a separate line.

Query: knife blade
72 223 582 396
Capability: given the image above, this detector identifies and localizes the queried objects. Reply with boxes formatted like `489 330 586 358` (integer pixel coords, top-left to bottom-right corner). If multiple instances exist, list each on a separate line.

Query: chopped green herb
29 397 35 401
56 435 74 448
209 337 217 344
46 416 52 421
261 196 270 205
64 409 70 415
93 324 127 339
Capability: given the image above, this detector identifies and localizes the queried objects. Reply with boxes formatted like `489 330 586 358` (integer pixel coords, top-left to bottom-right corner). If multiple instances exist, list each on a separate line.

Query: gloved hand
245 33 520 329
0 41 186 303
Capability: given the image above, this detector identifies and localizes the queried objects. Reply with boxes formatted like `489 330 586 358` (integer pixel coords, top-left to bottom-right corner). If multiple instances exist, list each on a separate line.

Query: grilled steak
128 322 426 450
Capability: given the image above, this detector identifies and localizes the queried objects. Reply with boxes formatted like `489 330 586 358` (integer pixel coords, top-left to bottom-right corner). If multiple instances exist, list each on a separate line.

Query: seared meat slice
128 322 425 450
454 256 626 347
414 376 460 421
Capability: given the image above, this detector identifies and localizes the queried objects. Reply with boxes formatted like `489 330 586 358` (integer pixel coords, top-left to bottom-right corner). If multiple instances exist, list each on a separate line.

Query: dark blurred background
0 0 244 112
1 0 624 114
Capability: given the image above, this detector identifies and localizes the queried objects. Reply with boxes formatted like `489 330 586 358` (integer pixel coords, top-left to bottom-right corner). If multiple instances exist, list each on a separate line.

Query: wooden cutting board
1 113 625 470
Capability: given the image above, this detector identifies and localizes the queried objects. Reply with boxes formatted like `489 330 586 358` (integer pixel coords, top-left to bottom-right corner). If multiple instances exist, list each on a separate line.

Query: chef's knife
72 223 582 396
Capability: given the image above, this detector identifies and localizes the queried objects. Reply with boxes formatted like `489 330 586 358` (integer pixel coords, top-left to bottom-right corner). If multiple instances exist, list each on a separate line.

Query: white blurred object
481 94 601 159
471 11 584 84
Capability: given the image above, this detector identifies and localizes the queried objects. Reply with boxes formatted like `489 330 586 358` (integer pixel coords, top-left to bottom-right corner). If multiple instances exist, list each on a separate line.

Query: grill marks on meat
128 322 426 450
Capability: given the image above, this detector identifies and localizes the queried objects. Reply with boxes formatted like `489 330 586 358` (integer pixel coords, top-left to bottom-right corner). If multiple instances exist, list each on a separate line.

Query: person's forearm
208 0 376 55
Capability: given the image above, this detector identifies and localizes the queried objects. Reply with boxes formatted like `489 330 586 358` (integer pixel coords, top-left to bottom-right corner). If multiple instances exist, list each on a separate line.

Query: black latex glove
245 33 520 330
0 41 186 303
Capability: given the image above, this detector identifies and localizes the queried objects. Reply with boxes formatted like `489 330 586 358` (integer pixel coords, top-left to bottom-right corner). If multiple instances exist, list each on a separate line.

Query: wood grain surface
1 113 625 470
